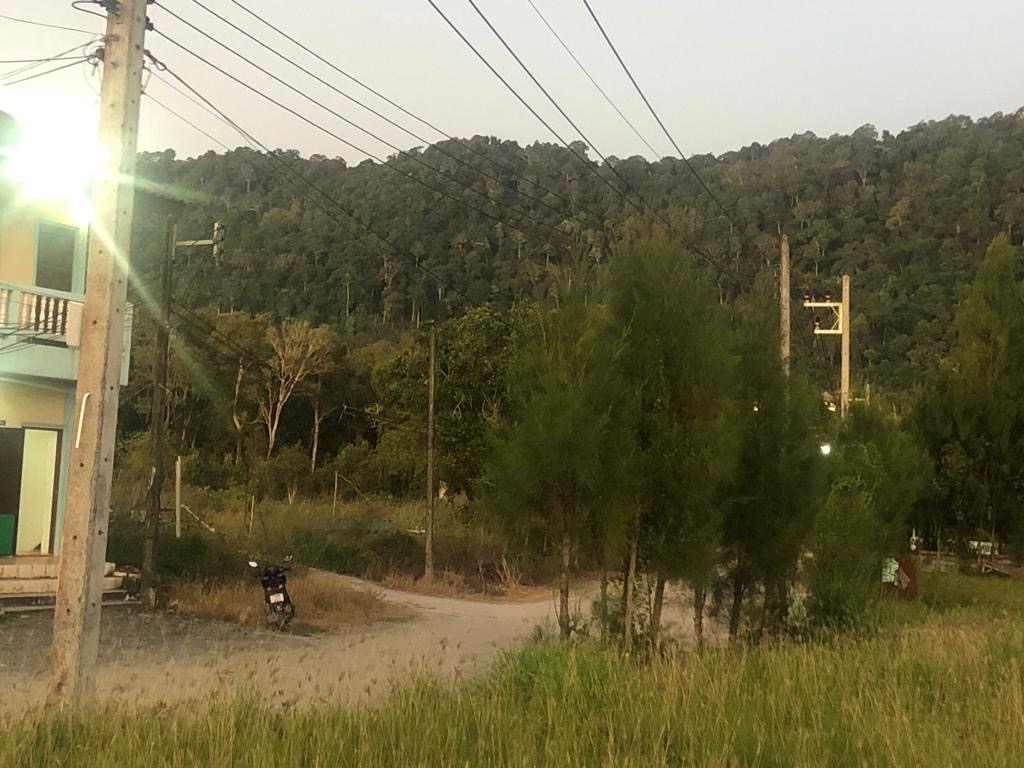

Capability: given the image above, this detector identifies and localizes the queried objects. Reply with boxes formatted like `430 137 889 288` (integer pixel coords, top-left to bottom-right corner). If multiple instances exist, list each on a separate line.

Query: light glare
0 100 103 214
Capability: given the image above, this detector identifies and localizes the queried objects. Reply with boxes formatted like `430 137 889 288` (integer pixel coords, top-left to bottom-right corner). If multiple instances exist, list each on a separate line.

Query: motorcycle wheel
279 603 295 630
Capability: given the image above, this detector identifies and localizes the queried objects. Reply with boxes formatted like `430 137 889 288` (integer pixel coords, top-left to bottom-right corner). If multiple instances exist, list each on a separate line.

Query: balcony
0 282 132 385
0 283 83 347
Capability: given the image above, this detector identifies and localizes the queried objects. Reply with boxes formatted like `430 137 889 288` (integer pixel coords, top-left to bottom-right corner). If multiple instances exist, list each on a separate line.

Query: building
0 111 132 591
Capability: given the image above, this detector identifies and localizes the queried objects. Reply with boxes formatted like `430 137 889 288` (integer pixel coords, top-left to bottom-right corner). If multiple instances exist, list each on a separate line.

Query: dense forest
114 111 1024 623
131 110 1024 392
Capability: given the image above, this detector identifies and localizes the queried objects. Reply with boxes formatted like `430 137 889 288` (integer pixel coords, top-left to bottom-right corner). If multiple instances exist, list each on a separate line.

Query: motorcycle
248 555 295 630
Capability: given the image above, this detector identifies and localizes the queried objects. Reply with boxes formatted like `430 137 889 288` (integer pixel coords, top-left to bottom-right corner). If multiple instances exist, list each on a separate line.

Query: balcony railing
0 283 83 347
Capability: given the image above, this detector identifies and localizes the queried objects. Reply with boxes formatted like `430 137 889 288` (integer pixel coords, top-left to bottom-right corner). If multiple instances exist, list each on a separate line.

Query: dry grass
7 603 1024 766
169 570 407 630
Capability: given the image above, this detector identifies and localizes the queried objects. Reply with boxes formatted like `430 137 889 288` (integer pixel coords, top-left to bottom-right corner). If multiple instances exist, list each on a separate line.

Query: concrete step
0 561 116 579
0 589 135 613
0 575 123 596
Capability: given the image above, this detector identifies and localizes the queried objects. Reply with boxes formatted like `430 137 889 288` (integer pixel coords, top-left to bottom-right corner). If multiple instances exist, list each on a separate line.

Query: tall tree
482 298 633 638
945 235 1024 544
608 240 739 646
256 319 334 458
723 275 824 639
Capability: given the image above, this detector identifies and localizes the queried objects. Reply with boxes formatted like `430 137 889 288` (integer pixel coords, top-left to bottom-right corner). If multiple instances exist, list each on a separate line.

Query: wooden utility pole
142 217 174 605
424 324 437 582
840 274 851 417
779 235 791 376
51 0 148 702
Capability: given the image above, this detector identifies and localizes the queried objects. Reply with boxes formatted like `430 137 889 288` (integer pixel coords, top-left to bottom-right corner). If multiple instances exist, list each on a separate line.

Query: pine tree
481 297 633 638
608 240 739 646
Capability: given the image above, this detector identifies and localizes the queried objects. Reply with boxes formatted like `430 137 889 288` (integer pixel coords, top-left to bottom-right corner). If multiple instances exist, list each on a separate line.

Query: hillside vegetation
132 110 1024 393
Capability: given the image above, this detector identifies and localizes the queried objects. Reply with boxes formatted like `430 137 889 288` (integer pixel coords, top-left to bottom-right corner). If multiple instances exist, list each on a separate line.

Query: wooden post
174 456 182 539
332 470 339 517
424 324 437 582
248 495 255 536
623 531 638 651
780 234 791 376
50 0 148 702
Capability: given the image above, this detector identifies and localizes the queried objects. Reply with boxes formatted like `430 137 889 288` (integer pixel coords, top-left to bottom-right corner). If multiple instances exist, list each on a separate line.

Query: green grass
5 573 1024 766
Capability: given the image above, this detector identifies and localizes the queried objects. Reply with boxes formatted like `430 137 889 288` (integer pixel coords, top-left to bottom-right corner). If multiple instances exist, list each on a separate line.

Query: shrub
286 514 421 579
106 513 246 581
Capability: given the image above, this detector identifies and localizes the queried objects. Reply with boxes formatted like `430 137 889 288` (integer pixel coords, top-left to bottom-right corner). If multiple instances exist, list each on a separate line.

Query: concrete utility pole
803 274 852 417
142 216 175 606
51 0 148 702
779 234 791 376
424 324 437 582
840 274 851 417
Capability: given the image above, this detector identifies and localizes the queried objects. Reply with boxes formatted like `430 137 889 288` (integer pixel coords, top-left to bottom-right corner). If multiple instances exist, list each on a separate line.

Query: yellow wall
0 379 66 427
0 199 79 288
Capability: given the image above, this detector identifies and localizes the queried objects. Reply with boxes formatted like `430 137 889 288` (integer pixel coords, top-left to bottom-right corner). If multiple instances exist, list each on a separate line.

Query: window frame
33 220 82 295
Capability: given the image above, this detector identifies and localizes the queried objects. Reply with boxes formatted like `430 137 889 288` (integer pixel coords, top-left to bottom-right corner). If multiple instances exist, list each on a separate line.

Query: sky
2 0 1023 164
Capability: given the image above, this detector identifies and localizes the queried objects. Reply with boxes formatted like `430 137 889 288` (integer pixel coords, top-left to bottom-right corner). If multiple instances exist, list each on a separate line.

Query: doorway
0 427 61 556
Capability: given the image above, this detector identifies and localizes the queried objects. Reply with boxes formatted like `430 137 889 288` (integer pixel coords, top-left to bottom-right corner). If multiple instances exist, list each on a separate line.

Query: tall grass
5 598 1023 766
169 570 403 630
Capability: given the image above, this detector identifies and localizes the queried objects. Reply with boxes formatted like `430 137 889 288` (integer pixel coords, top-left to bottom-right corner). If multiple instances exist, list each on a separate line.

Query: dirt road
0 573 709 715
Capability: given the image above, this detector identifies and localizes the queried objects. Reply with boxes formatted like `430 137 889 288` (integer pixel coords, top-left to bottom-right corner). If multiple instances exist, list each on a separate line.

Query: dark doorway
0 428 25 556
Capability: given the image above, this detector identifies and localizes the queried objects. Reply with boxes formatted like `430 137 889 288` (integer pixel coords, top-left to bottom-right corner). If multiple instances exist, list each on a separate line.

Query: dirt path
0 573 714 715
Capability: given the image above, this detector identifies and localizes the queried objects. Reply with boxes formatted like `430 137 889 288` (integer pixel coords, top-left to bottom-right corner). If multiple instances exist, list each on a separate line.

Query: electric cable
183 0 570 222
427 0 670 234
526 0 662 159
1 39 101 81
225 0 574 210
0 58 92 87
150 4 570 248
581 0 752 244
153 60 514 327
0 13 96 35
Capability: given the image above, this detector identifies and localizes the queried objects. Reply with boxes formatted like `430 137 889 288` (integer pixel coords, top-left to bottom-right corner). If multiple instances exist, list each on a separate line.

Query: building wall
0 378 67 427
0 201 86 293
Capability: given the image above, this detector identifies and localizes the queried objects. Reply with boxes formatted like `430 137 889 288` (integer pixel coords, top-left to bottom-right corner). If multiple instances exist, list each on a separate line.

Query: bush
806 481 886 627
107 513 246 581
286 513 421 579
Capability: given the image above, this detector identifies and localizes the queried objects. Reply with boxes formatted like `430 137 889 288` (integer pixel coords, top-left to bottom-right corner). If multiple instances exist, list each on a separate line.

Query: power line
152 61 513 327
435 0 673 232
0 57 90 65
0 13 96 35
183 0 569 223
424 0 661 229
144 77 422 304
425 0 729 267
580 0 750 242
150 4 570 248
0 57 91 87
525 0 662 160
462 0 671 231
1 39 101 81
225 0 574 211
144 91 232 151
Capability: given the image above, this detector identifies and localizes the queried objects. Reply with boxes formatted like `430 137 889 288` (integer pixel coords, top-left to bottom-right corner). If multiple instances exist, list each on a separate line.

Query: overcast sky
3 0 1023 163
